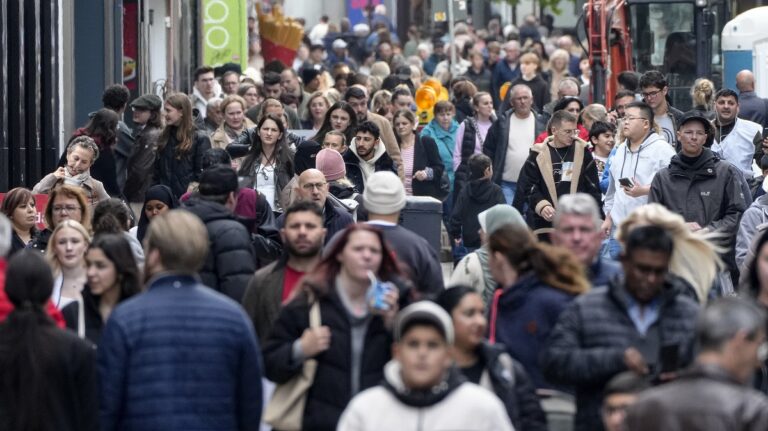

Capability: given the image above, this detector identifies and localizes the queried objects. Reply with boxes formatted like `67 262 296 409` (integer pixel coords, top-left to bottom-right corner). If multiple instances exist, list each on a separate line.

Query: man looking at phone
649 112 749 280
519 109 601 238
711 88 764 178
542 225 700 431
601 101 676 259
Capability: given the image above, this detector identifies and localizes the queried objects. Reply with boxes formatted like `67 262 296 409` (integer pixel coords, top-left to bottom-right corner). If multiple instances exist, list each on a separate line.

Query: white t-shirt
502 114 536 182
254 164 277 210
655 114 676 146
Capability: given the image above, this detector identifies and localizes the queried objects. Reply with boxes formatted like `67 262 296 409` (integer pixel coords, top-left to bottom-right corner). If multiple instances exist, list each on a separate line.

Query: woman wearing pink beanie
316 148 358 199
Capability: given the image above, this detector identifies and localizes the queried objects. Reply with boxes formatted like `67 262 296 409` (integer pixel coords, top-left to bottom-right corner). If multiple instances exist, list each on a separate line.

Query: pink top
401 145 415 195
453 118 493 170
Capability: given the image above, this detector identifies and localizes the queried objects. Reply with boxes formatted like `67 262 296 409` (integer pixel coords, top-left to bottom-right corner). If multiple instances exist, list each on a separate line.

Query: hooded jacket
182 198 256 301
343 140 396 194
421 118 459 190
736 193 768 269
490 272 587 390
449 178 506 247
337 361 515 431
604 132 676 226
520 136 602 235
649 148 749 248
541 276 700 431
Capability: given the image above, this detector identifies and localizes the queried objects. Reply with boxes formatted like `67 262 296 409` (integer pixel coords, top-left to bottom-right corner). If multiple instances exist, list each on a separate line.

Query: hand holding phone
619 177 635 189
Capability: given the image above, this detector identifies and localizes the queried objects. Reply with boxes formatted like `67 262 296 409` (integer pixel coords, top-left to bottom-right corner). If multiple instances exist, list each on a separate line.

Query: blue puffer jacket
98 274 263 431
541 276 699 431
490 272 583 390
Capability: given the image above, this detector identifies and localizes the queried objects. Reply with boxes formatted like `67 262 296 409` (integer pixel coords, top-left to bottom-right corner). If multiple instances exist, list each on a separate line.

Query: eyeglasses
624 116 648 123
641 89 663 99
557 129 578 135
682 130 707 138
301 182 327 191
53 205 81 214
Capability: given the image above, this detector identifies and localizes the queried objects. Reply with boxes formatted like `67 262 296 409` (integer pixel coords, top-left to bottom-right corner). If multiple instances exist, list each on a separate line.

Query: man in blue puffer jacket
98 209 263 431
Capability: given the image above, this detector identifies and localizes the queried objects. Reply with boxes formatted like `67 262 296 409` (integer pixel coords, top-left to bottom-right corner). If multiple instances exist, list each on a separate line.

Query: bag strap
77 295 86 339
309 297 321 328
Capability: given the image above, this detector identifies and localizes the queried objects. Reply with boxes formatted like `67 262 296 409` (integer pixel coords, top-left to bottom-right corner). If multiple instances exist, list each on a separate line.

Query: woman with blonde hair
548 49 571 101
616 203 725 303
211 95 255 150
46 219 92 309
370 89 393 122
691 78 716 119
581 104 608 134
301 91 331 131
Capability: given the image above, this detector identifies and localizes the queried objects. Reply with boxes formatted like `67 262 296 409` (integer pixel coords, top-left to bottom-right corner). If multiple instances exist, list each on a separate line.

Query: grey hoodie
736 193 768 269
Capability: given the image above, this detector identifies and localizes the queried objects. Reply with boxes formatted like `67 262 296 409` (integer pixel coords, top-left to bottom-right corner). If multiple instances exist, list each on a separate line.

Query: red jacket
0 259 66 327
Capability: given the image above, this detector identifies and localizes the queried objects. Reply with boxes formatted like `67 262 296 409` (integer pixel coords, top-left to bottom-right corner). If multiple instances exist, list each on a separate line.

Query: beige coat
32 173 110 207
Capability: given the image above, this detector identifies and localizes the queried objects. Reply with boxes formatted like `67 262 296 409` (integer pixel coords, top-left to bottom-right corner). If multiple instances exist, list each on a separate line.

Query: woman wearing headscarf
130 185 177 243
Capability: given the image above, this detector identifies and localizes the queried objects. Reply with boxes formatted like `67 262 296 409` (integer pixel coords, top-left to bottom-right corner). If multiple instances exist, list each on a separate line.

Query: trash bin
400 196 443 254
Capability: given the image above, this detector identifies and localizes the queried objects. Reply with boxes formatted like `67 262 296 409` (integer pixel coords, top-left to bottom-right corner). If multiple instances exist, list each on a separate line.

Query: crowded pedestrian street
3 1 768 430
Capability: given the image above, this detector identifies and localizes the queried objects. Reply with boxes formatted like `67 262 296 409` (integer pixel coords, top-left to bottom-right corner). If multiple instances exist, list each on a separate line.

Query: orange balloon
499 82 511 101
438 86 449 102
415 86 437 110
424 78 443 94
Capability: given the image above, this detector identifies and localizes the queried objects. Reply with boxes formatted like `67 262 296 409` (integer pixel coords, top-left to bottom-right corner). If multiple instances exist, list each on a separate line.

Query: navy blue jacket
589 256 622 288
490 272 581 389
98 274 263 431
541 276 699 431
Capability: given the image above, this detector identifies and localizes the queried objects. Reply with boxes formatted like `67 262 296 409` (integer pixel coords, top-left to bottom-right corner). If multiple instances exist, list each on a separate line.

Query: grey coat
736 193 768 269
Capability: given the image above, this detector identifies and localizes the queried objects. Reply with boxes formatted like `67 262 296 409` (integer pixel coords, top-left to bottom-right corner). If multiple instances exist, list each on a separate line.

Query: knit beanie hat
316 148 346 181
363 171 406 214
484 204 526 234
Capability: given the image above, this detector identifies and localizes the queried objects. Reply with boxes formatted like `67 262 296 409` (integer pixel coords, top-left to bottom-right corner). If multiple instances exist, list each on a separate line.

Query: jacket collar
607 274 680 312
382 360 466 407
669 148 718 177
146 272 201 290
681 363 746 387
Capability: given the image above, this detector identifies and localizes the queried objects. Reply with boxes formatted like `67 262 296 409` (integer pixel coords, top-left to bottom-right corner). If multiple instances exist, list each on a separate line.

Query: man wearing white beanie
363 171 444 297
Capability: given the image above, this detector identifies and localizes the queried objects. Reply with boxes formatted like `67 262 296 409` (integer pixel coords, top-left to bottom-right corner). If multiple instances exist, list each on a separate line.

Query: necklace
551 144 570 163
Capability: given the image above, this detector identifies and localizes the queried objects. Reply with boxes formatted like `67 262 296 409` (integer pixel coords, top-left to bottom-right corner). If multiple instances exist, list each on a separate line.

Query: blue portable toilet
722 6 768 96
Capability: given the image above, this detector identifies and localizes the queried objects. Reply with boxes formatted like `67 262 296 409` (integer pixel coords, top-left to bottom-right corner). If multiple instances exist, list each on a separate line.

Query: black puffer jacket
477 342 548 431
541 276 700 431
263 289 394 431
183 197 255 301
153 128 211 199
449 178 505 247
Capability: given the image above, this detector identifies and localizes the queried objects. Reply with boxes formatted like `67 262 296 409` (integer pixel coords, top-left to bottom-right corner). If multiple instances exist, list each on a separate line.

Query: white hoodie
350 137 388 182
337 361 515 431
604 132 675 226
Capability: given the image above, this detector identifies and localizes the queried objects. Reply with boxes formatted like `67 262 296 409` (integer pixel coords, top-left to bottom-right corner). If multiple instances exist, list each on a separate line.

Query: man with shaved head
276 168 353 244
735 70 768 129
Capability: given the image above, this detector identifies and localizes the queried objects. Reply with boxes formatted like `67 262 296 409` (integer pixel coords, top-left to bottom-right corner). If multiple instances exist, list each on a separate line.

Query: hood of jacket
382 360 466 408
183 197 236 224
329 181 356 199
350 136 387 166
467 178 499 203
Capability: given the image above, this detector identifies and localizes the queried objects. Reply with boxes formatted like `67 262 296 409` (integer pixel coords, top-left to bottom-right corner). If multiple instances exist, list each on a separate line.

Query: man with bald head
276 168 353 243
736 70 768 129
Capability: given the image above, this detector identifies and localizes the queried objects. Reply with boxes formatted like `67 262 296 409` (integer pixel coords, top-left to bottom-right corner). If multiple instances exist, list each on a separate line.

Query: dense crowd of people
3 8 768 431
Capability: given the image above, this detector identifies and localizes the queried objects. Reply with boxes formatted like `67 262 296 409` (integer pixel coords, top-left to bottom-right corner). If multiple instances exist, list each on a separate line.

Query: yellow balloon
424 78 443 94
415 86 437 110
438 87 449 102
499 82 511 102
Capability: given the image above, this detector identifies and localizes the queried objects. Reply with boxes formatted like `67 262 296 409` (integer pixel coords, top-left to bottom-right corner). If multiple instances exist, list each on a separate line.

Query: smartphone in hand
619 177 635 188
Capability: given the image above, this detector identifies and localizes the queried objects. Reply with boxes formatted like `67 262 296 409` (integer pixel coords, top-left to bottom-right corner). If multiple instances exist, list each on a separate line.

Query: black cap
301 64 324 84
198 164 239 196
677 110 713 134
130 94 163 111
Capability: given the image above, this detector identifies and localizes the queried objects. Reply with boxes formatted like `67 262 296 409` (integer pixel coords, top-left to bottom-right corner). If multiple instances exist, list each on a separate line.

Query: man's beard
286 240 322 258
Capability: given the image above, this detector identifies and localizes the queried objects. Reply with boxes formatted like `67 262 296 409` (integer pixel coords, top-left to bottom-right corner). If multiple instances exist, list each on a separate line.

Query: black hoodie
449 177 506 248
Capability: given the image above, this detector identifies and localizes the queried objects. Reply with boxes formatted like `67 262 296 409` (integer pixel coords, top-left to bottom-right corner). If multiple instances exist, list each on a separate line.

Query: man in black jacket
482 84 547 204
183 164 256 301
343 121 397 194
542 226 700 431
277 169 353 244
650 111 749 278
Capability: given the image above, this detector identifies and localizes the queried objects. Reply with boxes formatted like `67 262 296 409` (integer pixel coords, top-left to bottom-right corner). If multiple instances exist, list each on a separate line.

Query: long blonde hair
616 204 724 303
45 219 91 276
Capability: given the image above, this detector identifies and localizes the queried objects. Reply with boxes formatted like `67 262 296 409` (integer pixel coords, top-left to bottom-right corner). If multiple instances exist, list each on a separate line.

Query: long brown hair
158 93 195 158
298 224 403 298
489 224 589 294
237 113 293 178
